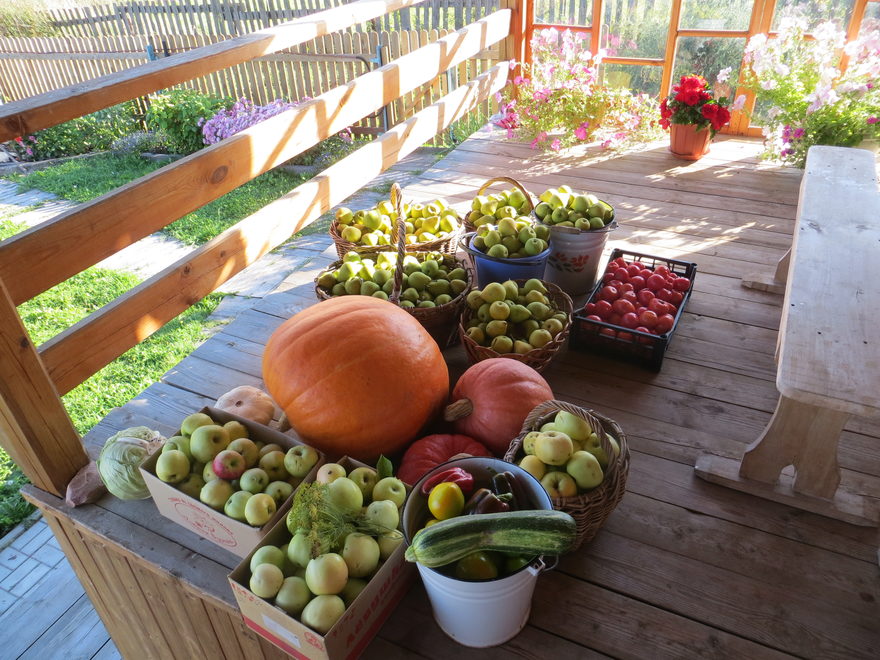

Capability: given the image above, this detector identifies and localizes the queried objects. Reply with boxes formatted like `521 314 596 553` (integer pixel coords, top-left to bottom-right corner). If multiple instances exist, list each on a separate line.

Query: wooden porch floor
23 130 880 659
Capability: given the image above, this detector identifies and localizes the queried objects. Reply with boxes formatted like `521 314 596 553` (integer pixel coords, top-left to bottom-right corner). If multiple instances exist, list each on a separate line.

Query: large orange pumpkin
262 296 449 461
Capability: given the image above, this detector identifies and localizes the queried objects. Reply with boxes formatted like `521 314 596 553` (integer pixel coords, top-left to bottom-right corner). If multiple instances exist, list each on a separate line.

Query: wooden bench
696 146 880 529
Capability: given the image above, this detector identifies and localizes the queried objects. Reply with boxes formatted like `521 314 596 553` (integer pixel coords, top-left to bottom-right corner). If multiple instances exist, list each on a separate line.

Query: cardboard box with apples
139 406 325 558
228 457 415 660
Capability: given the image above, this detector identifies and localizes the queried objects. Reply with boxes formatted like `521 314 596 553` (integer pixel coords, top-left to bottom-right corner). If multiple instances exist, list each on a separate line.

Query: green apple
259 443 284 458
223 490 252 521
327 477 363 515
264 480 294 506
364 499 399 532
199 478 233 510
300 595 346 634
316 463 347 484
534 431 574 466
227 437 260 468
222 420 249 442
522 431 542 455
162 435 192 462
240 467 269 494
529 328 554 348
249 563 284 599
284 445 320 478
552 410 592 443
274 576 312 615
155 449 190 484
244 492 277 527
305 553 349 595
181 412 213 437
372 477 407 507
348 466 378 500
607 434 621 457
287 529 312 569
377 531 403 560
540 471 578 498
259 450 288 482
340 578 368 606
177 473 205 499
566 451 604 490
341 533 380 578
203 461 220 483
250 544 286 572
190 424 230 463
519 454 547 480
583 444 610 470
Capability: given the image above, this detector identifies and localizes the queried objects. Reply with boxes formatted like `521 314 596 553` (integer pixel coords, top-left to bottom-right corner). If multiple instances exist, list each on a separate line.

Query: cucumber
404 509 576 567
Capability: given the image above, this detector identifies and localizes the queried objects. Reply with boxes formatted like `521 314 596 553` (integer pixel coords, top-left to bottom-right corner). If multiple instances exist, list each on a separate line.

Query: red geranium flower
658 73 733 135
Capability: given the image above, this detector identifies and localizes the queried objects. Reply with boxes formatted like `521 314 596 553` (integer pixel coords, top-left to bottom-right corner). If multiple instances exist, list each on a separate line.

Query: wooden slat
39 64 507 395
0 8 511 308
0 280 87 496
0 0 429 141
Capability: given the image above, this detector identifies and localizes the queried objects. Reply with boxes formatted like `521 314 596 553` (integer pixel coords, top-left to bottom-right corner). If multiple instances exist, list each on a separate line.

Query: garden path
0 145 444 658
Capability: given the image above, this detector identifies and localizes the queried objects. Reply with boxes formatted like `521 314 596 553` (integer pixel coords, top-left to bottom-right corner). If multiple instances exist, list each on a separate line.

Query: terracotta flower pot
669 123 712 161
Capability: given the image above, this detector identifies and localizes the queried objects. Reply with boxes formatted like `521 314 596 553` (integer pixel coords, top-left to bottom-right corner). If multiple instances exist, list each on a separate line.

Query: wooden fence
43 0 500 36
0 29 501 135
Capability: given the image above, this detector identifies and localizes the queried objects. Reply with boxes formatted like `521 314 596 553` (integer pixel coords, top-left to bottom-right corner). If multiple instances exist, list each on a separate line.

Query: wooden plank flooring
16 131 880 658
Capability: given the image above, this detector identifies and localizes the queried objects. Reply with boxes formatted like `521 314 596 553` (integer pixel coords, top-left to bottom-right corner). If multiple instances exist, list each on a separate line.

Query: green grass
9 153 308 245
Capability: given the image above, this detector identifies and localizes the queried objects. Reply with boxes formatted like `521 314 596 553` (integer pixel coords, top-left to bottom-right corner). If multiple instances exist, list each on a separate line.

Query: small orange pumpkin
262 296 449 461
444 358 553 456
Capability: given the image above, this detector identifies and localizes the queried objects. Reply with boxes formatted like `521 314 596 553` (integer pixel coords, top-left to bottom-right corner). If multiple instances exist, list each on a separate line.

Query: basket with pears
316 184 473 347
329 192 462 259
457 278 572 372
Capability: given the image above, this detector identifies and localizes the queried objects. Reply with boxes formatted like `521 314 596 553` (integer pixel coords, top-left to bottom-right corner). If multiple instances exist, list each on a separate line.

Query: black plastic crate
569 248 698 370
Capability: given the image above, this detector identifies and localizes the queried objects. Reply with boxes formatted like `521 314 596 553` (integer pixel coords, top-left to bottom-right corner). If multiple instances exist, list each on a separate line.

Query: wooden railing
0 0 515 497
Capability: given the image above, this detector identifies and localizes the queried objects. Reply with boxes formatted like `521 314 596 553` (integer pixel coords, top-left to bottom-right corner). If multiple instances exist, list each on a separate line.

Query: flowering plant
742 16 880 167
659 73 739 135
495 28 663 152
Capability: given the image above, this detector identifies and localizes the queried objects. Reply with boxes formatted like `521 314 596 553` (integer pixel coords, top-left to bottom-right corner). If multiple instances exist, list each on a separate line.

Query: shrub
146 89 230 155
200 97 356 167
2 101 142 161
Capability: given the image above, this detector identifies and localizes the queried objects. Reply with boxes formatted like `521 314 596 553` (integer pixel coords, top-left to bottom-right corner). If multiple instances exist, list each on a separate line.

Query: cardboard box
139 406 325 558
229 457 415 660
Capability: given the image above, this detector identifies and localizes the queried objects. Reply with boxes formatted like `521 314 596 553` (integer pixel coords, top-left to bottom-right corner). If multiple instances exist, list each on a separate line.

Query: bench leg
739 395 849 499
740 248 790 294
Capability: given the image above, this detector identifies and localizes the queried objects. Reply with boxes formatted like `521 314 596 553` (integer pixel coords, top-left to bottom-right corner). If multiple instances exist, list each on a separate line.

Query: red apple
213 449 246 480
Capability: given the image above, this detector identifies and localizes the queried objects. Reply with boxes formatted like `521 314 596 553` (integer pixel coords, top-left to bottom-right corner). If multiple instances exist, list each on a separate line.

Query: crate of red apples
570 248 697 370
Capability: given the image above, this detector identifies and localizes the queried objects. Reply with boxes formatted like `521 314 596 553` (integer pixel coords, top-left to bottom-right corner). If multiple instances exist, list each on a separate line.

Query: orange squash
262 296 449 461
444 358 553 456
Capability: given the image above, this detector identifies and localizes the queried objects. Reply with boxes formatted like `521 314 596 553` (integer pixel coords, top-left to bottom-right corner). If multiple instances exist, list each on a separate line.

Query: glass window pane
861 2 880 35
680 0 753 31
672 37 746 98
601 63 663 97
771 0 856 31
533 0 593 27
602 0 672 59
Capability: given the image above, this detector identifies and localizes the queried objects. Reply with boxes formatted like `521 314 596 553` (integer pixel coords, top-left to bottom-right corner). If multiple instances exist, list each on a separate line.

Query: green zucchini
404 509 576 567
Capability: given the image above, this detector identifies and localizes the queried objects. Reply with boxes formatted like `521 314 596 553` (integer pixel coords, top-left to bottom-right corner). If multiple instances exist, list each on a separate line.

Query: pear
529 328 554 348
534 224 551 241
343 277 363 295
372 291 389 300
477 303 492 323
483 230 502 248
534 201 553 219
508 304 531 323
524 238 546 255
466 326 486 344
481 282 507 303
331 282 346 296
502 280 519 300
490 335 513 354
486 320 509 337
341 226 362 243
335 207 354 225
360 281 380 297
417 300 436 308
497 217 518 236
427 279 450 297
487 244 509 259
524 290 548 305
435 294 452 305
589 217 605 230
466 290 484 310
524 278 547 294
316 272 336 290
450 279 468 295
513 340 533 355
518 225 537 243
408 271 431 291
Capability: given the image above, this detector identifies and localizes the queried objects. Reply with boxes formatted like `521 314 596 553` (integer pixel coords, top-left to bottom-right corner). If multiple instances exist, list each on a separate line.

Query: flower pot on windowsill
668 123 712 161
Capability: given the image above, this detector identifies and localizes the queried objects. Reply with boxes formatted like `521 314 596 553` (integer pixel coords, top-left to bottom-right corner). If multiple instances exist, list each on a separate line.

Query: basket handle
519 399 620 481
388 182 408 304
477 176 535 215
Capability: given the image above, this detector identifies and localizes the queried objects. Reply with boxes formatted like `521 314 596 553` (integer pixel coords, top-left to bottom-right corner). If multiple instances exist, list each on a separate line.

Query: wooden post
499 0 527 68
0 278 88 496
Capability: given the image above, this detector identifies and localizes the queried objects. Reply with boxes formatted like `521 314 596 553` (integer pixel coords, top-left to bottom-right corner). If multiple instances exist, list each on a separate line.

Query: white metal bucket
402 456 554 647
544 222 617 296
415 557 547 647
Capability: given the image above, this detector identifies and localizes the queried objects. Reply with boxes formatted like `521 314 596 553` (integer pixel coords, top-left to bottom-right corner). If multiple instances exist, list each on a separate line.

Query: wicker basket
458 279 572 373
329 186 463 259
504 400 630 550
464 176 537 232
316 184 473 348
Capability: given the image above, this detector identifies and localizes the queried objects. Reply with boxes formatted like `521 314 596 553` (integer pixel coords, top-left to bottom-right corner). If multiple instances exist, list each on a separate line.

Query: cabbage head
97 426 164 500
